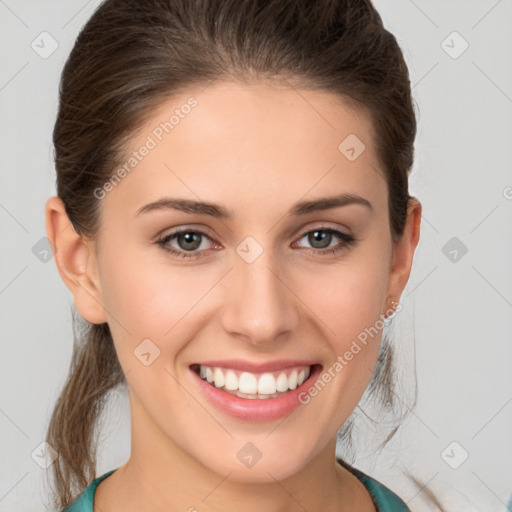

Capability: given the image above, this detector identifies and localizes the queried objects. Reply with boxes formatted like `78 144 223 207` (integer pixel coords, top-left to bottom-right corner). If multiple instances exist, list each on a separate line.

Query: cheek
291 257 390 425
294 253 390 349
97 247 217 376
99 246 199 332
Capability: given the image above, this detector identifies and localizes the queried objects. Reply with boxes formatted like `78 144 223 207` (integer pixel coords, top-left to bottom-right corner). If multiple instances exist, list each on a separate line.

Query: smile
189 360 322 421
193 364 312 399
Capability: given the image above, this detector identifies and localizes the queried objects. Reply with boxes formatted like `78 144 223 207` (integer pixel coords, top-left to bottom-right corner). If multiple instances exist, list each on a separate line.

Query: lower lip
191 364 322 422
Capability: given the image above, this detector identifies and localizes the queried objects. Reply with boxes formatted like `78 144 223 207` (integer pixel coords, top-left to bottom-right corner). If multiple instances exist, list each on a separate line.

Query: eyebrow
135 193 373 219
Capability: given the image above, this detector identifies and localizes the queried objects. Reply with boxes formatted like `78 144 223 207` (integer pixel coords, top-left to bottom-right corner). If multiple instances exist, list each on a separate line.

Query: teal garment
61 459 410 511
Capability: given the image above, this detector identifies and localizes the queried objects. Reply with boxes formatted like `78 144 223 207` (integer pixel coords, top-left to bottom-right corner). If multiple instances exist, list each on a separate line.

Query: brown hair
47 0 438 508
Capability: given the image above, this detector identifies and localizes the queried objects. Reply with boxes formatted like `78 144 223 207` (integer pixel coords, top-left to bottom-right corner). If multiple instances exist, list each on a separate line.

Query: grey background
1 1 511 510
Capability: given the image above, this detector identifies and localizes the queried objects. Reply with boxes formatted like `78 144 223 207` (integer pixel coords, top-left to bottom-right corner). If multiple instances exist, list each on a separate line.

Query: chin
198 447 311 484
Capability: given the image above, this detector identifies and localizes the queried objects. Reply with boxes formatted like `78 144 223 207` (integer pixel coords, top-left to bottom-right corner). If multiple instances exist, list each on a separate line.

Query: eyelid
294 222 352 239
156 224 219 244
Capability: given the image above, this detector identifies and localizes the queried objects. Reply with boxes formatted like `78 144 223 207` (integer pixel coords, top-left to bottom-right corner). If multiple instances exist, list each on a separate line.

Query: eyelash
156 226 357 260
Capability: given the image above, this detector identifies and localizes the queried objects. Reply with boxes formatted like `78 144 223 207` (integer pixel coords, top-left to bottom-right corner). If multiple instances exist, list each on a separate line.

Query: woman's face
68 81 419 481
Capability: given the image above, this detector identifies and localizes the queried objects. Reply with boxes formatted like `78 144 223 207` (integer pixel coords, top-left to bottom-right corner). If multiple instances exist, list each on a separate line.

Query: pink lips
190 361 322 422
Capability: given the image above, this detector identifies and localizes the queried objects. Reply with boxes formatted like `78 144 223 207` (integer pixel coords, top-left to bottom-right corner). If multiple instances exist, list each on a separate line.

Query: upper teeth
199 365 311 395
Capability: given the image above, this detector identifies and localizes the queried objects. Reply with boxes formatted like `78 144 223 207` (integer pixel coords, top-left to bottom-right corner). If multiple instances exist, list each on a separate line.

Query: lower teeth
231 389 288 399
206 381 290 399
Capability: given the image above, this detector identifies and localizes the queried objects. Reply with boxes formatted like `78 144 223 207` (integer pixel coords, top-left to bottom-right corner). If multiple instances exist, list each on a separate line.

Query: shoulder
337 458 411 512
60 470 116 512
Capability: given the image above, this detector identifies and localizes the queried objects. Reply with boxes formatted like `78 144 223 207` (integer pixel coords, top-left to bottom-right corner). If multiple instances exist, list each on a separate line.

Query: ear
45 196 108 324
385 197 422 307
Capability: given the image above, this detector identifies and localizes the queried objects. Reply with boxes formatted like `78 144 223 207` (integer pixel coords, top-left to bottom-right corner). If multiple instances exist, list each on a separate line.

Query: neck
94 395 376 512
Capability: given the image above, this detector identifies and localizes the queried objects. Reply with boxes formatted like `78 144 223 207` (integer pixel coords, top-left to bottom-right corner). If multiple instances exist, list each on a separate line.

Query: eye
292 227 357 256
156 229 216 259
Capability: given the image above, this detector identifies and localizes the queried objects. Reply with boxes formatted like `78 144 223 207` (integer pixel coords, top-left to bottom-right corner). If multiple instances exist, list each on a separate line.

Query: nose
219 246 299 347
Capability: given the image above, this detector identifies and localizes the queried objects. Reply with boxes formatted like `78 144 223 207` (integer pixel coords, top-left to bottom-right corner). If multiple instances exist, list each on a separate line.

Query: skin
46 80 421 512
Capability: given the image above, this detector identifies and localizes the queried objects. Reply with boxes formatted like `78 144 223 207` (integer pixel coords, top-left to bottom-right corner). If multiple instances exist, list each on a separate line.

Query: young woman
44 1 424 510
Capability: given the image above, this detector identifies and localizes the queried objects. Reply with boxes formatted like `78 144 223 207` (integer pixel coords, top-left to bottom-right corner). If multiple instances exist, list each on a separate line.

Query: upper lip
192 359 318 373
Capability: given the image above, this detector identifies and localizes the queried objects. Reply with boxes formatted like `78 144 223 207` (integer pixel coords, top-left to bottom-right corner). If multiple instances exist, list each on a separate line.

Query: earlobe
385 197 422 305
45 196 108 325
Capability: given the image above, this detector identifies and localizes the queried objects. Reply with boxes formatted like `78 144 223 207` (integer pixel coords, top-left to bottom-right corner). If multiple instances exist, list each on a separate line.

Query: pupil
179 232 201 251
309 230 331 249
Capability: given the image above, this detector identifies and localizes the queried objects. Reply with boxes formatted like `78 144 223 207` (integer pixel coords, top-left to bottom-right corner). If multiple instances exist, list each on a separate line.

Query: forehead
101 80 386 222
